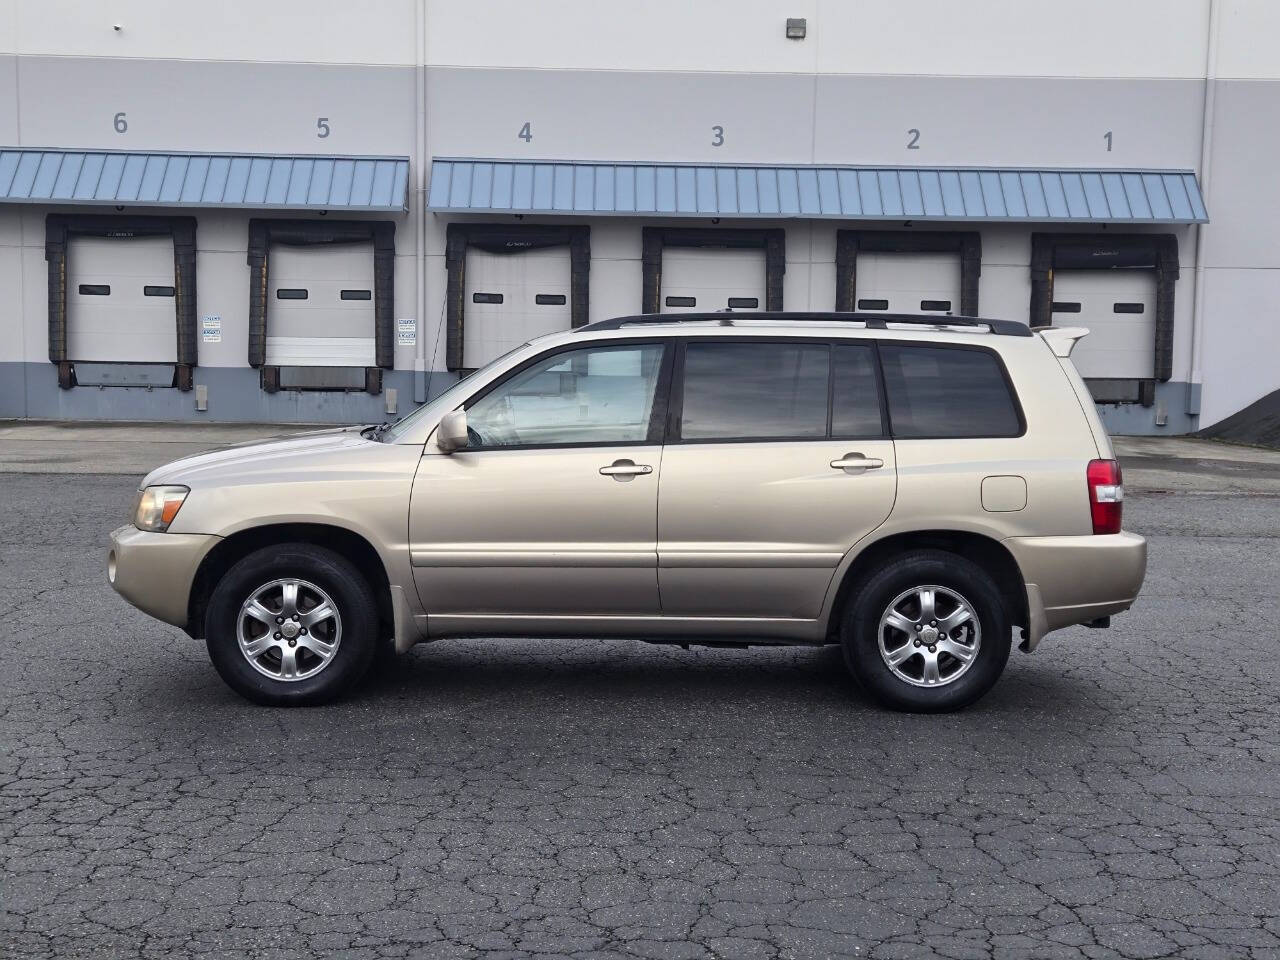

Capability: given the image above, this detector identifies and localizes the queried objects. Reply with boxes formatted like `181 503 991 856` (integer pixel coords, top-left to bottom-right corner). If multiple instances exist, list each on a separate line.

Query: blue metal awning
0 149 410 212
428 158 1207 223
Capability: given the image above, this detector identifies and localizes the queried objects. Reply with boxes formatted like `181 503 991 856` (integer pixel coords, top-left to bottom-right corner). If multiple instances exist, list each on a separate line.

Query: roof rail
578 311 1034 337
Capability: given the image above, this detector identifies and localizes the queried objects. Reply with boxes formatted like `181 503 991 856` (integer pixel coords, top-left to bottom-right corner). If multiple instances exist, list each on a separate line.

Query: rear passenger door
657 338 897 621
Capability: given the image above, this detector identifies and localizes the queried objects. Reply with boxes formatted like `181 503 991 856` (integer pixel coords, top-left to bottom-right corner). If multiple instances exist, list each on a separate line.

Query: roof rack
578 311 1033 337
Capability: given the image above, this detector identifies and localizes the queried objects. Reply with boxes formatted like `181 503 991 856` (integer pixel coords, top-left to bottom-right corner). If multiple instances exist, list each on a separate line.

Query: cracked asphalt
2 472 1278 959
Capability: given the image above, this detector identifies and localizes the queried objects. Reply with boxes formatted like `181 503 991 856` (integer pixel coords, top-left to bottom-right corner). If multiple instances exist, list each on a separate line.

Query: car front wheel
205 543 378 706
841 549 1011 712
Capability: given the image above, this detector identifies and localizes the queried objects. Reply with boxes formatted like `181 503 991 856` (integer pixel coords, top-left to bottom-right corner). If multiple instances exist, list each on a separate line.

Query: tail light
1087 459 1123 535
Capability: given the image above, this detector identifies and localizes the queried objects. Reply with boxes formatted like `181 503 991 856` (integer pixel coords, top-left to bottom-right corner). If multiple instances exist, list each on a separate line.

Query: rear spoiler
1036 326 1090 358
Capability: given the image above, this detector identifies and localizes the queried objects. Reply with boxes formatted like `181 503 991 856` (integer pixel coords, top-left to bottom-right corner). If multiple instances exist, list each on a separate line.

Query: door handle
600 459 653 481
830 453 885 471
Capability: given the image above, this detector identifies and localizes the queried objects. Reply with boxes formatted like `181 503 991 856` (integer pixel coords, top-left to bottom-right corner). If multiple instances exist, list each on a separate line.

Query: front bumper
108 524 219 629
1005 531 1147 651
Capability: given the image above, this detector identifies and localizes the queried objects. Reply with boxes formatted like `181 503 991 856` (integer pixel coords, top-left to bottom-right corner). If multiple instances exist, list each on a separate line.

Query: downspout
413 0 429 404
1187 0 1220 420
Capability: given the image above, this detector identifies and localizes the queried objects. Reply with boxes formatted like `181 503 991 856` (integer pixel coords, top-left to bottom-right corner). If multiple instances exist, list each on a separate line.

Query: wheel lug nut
914 640 921 647
288 639 296 647
300 628 307 635
273 632 281 639
276 616 283 624
928 644 937 652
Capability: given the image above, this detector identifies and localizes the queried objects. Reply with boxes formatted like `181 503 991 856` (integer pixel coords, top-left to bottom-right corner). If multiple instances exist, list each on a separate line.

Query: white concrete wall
0 0 1277 428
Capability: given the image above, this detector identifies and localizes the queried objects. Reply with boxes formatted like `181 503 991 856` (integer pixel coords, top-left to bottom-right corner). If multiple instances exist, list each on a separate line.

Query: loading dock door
66 236 177 363
855 252 961 315
265 243 376 367
1050 270 1156 379
661 248 766 313
463 246 572 368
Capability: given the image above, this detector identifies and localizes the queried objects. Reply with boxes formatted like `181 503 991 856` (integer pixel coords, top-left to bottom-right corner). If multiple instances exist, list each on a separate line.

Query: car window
680 341 829 440
880 344 1021 439
831 343 885 438
466 343 665 447
379 342 530 443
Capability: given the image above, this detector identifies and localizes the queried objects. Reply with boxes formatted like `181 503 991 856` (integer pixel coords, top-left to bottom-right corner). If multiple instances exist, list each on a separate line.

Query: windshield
379 344 529 443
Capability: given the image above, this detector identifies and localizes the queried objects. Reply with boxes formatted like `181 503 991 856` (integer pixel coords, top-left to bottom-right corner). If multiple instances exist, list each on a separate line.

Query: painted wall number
113 112 127 134
316 117 330 139
1104 130 1113 151
711 125 724 147
907 128 920 150
518 122 532 142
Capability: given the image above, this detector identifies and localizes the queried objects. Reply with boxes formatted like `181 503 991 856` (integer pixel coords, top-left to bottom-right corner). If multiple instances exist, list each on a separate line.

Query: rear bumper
108 524 219 629
1005 531 1147 651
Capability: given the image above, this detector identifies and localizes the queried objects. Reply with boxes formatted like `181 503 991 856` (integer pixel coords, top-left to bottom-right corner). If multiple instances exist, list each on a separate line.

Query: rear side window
832 343 885 438
680 342 829 440
880 344 1021 438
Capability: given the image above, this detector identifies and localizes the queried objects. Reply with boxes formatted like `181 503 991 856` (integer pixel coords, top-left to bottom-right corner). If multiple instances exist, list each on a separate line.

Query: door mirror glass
436 409 469 453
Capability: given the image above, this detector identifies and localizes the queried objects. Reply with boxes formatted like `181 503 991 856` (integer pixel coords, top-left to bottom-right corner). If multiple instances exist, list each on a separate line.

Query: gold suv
109 313 1146 712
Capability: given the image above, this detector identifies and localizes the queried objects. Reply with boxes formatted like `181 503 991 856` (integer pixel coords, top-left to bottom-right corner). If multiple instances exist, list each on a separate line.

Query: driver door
409 340 671 632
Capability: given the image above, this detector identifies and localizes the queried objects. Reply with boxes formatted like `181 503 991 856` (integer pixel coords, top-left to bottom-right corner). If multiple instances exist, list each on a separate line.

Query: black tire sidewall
205 544 378 706
842 550 1010 712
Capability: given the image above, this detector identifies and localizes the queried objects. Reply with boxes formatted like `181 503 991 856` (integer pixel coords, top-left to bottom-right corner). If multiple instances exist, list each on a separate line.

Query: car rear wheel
205 543 378 706
841 549 1011 712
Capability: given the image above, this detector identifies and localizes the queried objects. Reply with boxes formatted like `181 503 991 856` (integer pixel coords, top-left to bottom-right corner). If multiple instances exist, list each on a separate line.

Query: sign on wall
397 318 417 346
201 315 222 343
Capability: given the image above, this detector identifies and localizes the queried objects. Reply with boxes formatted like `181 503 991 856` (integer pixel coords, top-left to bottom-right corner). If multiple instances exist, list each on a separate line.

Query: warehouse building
0 0 1276 435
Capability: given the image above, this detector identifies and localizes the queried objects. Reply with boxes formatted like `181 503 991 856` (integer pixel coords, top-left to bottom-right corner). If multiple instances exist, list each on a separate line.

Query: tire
840 549 1011 713
205 543 379 706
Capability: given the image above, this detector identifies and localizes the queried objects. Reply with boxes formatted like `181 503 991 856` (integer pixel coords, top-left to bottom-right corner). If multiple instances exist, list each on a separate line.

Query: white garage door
1050 270 1156 379
661 248 765 313
67 236 177 363
265 243 376 367
464 247 572 368
855 252 961 315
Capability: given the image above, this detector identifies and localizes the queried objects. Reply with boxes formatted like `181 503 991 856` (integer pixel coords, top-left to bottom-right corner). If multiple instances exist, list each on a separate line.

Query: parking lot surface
2 466 1279 959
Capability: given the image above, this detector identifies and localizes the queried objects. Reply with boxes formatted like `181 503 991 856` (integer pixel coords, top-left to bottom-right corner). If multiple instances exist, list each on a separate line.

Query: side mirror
435 409 469 454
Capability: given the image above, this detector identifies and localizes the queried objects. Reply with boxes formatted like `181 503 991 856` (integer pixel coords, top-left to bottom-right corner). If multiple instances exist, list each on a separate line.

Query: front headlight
133 485 189 532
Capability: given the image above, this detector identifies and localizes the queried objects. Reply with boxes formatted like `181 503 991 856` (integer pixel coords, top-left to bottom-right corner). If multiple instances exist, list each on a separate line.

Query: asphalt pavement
1 432 1279 959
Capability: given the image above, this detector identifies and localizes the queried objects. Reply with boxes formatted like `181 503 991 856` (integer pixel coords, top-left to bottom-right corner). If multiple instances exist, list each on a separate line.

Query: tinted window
466 343 665 447
880 344 1020 438
680 342 829 440
832 344 884 437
